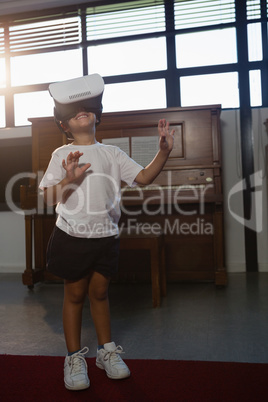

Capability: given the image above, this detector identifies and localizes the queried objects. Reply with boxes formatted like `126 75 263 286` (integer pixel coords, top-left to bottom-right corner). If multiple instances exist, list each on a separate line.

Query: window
86 1 165 40
0 27 4 89
0 27 4 52
180 72 239 108
247 23 263 61
0 96 5 127
87 37 167 76
103 79 166 112
10 49 83 86
174 0 236 29
0 57 5 88
246 0 261 19
9 16 81 52
176 28 237 68
14 91 54 126
0 1 267 129
249 70 262 106
174 0 240 109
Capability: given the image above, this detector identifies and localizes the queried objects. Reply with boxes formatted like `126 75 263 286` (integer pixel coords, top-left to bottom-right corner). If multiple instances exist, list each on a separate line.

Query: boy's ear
60 122 68 131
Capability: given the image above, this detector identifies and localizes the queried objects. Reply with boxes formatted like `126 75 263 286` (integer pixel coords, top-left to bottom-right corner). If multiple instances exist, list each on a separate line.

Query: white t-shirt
39 142 143 238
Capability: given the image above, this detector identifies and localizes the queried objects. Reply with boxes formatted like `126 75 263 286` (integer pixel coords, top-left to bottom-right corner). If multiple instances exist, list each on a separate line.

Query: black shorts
46 226 120 281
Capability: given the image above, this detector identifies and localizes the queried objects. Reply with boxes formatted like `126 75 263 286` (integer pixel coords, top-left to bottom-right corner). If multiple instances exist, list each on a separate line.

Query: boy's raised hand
62 151 91 183
158 119 175 154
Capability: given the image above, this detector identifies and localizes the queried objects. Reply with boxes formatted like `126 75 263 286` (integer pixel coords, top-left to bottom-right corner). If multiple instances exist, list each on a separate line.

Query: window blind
8 16 81 52
86 0 165 41
174 0 236 29
0 28 4 55
247 0 261 20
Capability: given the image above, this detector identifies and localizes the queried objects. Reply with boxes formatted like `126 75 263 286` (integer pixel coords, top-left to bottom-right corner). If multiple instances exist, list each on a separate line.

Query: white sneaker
64 347 90 391
96 342 130 379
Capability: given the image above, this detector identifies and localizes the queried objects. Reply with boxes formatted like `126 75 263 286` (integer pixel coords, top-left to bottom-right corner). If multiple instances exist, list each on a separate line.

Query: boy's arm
43 151 91 206
134 119 174 185
43 177 72 206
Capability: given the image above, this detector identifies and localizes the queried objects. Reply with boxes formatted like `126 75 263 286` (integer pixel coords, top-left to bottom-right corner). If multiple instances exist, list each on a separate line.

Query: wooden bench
119 228 166 307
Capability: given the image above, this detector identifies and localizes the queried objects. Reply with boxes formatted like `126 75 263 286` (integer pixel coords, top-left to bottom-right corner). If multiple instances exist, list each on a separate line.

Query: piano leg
22 214 44 288
160 236 167 297
150 238 161 308
213 206 227 286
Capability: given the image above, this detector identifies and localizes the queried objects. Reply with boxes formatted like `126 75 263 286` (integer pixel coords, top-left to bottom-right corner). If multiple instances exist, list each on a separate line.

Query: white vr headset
49 73 104 123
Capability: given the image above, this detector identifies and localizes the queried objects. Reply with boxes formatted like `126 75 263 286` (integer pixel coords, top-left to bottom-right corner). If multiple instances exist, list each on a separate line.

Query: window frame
0 0 267 128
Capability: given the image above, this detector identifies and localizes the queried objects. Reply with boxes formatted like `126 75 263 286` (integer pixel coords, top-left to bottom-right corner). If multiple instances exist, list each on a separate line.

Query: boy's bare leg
90 271 130 379
63 277 89 353
88 271 111 346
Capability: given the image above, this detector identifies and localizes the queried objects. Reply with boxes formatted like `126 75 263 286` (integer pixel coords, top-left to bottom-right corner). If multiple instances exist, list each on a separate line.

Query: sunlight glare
14 91 54 126
0 58 5 88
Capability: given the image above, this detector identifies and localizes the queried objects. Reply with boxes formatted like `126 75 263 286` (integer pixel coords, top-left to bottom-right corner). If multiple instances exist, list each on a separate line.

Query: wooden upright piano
20 105 227 287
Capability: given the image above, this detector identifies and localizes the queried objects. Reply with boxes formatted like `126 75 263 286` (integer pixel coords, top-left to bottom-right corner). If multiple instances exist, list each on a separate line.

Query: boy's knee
64 277 89 304
70 292 86 304
65 286 87 304
89 287 108 303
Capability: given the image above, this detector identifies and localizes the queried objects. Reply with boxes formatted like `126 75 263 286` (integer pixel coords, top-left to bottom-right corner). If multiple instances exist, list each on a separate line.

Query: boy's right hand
62 151 91 183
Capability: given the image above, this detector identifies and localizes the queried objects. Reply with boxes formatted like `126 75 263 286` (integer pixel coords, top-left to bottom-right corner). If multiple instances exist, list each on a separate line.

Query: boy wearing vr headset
40 74 174 391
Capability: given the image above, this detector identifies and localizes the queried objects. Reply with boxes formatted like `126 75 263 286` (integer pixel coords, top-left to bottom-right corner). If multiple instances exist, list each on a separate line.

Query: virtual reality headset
49 73 104 123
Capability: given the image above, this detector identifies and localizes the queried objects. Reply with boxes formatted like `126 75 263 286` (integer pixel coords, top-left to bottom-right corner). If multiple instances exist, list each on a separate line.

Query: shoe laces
68 347 89 374
103 345 124 365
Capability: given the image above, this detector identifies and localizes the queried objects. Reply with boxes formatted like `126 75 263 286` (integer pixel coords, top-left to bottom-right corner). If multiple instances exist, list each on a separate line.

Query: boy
40 75 174 391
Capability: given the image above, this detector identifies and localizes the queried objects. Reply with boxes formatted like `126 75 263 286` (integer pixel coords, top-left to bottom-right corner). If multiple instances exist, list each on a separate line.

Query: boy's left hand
158 119 175 154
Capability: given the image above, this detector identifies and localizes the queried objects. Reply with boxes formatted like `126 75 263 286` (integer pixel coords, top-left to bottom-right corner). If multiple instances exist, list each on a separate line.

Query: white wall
220 108 268 272
0 126 31 273
253 108 268 271
221 108 268 272
0 211 26 273
1 108 267 274
221 110 246 272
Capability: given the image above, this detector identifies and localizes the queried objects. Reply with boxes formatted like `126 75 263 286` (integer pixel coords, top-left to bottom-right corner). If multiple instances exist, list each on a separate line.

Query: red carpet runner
0 355 267 401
